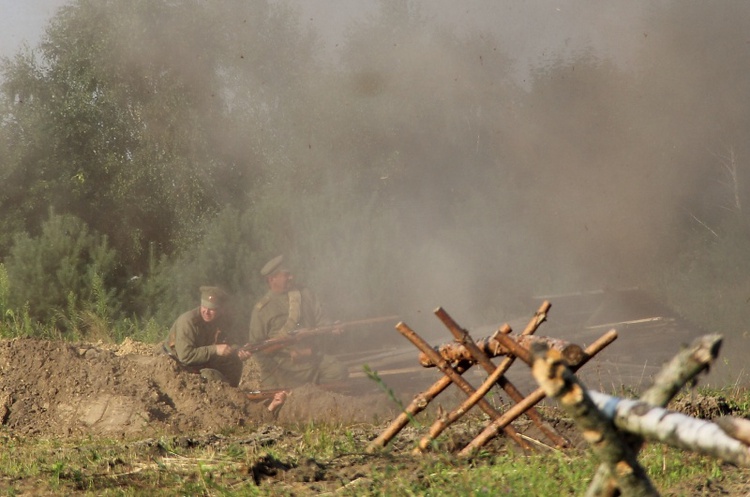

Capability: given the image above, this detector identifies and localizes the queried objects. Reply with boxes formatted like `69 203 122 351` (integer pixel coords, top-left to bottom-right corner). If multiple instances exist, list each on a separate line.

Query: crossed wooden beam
366 301 617 455
367 301 750 495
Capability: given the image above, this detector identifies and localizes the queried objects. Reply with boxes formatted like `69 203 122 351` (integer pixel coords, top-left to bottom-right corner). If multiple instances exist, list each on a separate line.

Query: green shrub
3 210 121 338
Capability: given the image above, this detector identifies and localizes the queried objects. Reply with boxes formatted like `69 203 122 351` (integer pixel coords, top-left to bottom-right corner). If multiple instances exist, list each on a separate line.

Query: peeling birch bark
587 334 723 497
716 416 750 446
531 346 658 497
588 391 750 467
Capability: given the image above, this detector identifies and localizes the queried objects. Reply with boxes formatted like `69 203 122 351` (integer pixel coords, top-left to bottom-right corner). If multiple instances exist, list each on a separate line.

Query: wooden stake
396 321 532 451
365 361 472 453
418 306 568 450
459 329 617 457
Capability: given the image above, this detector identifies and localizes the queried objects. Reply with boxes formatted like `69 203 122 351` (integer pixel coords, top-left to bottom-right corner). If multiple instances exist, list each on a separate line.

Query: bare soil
0 336 748 495
0 337 398 439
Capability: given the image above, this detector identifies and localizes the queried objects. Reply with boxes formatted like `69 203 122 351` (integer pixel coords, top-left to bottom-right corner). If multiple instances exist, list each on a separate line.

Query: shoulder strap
279 289 301 335
254 292 273 311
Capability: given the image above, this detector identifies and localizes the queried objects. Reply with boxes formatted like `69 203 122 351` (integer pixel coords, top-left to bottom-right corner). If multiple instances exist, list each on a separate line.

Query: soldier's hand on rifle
289 346 312 362
267 390 287 413
215 344 234 357
237 349 252 361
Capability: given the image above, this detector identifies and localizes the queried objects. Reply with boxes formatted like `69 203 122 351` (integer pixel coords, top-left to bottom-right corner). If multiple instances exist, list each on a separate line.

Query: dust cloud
292 1 750 337
7 1 750 349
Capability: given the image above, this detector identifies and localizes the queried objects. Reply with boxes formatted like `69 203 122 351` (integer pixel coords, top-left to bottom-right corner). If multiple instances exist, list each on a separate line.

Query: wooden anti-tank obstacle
367 300 750 495
366 301 618 455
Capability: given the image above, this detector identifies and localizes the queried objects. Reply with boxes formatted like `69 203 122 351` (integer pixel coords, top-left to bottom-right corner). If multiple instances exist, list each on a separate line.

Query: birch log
531 345 658 496
588 391 750 467
587 334 723 497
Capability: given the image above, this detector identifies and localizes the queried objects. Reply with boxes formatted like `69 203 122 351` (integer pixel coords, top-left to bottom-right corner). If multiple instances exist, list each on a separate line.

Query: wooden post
365 361 473 453
396 321 532 451
459 329 617 457
418 305 568 450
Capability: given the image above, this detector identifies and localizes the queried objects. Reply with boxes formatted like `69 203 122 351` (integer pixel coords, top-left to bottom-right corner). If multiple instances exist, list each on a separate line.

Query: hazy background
1 1 749 385
2 1 644 79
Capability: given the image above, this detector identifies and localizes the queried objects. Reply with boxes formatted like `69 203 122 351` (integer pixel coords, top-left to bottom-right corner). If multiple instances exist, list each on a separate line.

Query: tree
0 0 316 277
4 209 119 329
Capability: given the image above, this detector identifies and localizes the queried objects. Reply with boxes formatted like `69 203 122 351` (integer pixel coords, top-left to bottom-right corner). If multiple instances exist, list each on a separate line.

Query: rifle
245 388 289 401
244 379 365 401
238 315 399 355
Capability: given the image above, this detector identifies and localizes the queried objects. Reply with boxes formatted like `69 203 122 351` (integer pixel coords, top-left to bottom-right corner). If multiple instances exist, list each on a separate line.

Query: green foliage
0 0 315 277
1 0 750 347
2 405 750 495
111 316 166 344
640 445 727 491
3 210 120 337
0 305 42 340
0 263 9 312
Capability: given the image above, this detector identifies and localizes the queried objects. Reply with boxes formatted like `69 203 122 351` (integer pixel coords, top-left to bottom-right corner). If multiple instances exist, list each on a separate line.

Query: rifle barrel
239 314 399 354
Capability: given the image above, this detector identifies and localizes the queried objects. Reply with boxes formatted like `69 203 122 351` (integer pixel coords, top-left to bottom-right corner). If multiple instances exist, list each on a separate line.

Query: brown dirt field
0 335 748 495
0 337 399 439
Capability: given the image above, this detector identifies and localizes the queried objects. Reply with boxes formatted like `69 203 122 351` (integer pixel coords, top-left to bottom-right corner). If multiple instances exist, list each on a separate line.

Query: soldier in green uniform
240 255 347 389
161 286 244 387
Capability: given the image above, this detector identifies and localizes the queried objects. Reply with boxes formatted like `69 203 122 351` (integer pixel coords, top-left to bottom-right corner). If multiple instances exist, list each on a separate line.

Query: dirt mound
0 338 398 438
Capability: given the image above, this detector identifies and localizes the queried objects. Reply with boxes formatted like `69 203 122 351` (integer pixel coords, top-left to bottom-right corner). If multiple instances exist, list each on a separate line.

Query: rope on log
418 334 583 368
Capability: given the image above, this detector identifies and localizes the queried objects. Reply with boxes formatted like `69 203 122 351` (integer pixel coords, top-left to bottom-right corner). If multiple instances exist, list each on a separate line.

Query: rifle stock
238 314 399 355
244 380 362 401
245 388 288 401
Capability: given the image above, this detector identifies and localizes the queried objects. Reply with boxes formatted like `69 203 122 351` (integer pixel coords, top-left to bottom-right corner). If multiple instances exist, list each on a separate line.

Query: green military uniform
249 258 346 388
162 287 244 387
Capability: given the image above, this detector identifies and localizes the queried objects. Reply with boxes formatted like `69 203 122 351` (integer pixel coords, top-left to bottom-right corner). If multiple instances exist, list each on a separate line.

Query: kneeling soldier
161 286 244 387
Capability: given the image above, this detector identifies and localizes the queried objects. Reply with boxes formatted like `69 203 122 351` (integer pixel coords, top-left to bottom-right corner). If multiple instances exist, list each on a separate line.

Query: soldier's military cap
200 286 227 309
260 255 287 277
